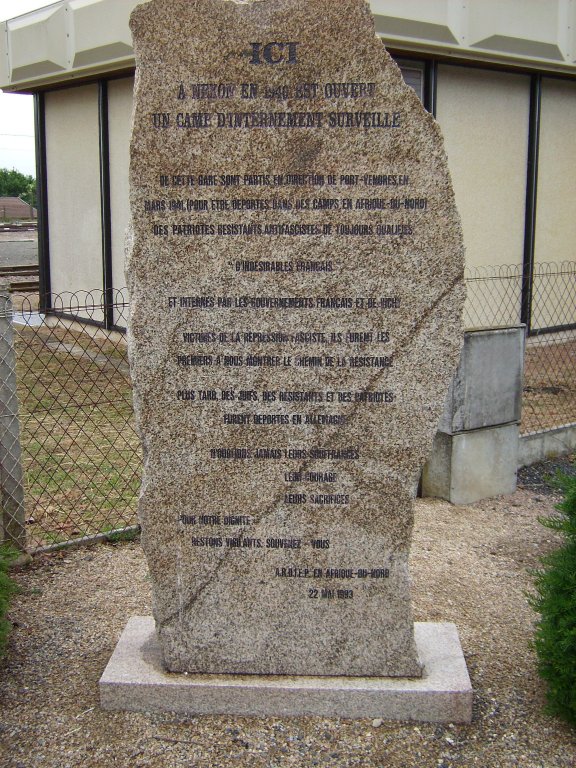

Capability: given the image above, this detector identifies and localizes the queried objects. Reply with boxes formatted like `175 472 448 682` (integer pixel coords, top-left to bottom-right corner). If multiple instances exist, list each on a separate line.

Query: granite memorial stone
126 0 465 678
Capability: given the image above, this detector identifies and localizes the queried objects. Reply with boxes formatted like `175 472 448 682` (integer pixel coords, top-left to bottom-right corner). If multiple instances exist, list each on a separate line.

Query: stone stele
126 0 465 677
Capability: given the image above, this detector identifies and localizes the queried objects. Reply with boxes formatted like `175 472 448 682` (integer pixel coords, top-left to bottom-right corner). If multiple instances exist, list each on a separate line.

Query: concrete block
438 327 525 434
69 0 138 69
422 424 519 504
468 0 565 61
371 0 460 44
100 617 472 723
8 5 69 82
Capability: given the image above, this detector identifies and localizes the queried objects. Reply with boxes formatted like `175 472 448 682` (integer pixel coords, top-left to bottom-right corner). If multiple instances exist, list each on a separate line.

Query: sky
0 1 57 177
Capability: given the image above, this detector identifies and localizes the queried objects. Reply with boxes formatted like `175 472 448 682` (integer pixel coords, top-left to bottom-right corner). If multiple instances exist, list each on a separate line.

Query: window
395 59 425 103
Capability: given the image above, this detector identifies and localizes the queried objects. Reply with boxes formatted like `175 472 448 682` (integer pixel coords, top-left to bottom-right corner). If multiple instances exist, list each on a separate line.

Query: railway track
0 264 39 277
8 280 40 292
0 263 40 292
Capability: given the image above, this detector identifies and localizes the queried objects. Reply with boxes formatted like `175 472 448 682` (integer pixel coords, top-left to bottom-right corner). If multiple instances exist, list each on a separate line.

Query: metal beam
521 74 541 333
98 79 114 330
34 92 51 311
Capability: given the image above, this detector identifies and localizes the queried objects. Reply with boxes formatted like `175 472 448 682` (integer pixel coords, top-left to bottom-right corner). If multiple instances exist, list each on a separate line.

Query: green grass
0 547 20 658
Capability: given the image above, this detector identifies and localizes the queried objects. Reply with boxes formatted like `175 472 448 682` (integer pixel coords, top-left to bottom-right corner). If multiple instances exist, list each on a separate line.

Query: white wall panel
535 78 576 267
437 66 530 271
436 66 530 327
108 76 134 323
532 78 576 330
45 84 103 314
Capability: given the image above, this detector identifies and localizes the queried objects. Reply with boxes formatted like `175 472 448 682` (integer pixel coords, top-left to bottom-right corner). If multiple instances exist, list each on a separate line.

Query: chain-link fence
523 263 576 434
0 264 574 552
2 289 140 552
0 285 26 551
464 264 523 329
465 261 576 434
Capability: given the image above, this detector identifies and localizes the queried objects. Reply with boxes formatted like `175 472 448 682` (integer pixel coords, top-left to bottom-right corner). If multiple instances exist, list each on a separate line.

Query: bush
530 469 576 725
0 546 20 658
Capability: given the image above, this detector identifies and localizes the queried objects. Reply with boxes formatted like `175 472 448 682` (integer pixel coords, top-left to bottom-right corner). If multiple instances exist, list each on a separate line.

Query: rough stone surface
100 617 473 722
126 0 465 677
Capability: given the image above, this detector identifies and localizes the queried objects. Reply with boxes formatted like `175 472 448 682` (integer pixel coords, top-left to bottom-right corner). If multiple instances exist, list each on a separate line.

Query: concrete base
422 424 519 504
519 423 576 467
99 617 472 723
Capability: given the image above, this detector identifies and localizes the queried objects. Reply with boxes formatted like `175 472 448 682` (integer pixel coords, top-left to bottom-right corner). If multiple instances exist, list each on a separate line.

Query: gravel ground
0 233 38 267
2 463 576 767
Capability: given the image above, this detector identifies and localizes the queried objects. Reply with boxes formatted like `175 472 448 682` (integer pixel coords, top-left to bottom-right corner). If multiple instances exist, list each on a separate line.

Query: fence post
0 281 26 550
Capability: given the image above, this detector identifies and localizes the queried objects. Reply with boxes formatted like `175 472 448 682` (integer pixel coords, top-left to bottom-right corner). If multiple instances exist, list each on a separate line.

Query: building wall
0 197 37 220
38 59 574 334
45 83 103 320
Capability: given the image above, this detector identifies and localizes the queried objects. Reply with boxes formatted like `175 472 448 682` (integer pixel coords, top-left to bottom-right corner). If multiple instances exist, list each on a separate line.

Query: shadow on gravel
518 453 576 497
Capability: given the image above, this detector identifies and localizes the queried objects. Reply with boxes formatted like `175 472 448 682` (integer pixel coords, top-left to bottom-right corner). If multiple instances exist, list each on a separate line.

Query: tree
0 168 36 207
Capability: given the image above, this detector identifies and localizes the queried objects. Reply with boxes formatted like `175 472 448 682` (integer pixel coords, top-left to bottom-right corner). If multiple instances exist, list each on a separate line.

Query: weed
104 526 141 544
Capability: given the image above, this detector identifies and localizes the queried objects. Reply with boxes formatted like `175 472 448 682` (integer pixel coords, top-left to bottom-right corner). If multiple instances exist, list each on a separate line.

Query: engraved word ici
250 42 299 65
